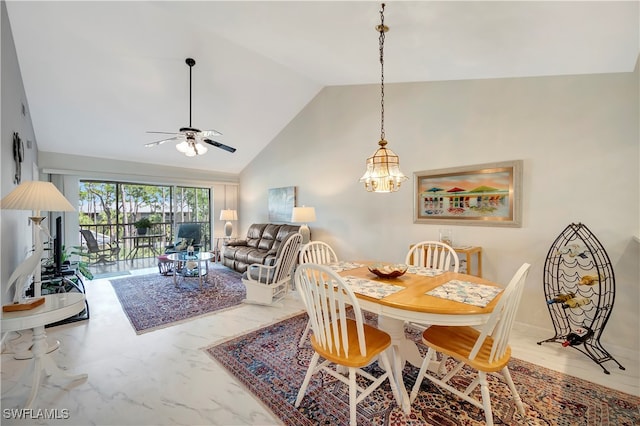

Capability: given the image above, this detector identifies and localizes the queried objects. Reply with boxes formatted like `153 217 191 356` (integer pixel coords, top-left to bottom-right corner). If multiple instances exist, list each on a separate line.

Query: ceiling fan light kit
145 57 236 157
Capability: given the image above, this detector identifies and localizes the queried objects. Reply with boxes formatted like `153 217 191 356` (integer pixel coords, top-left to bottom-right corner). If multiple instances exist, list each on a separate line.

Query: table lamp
220 209 237 238
291 206 316 244
1 181 75 310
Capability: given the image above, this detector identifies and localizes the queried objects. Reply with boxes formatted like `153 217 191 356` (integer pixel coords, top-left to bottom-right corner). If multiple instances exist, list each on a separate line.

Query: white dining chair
294 264 405 426
410 263 531 426
297 241 339 347
405 240 459 272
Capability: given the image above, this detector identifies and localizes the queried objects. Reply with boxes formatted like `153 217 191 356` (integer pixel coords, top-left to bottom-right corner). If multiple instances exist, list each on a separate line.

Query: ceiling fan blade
203 138 236 153
146 131 180 135
145 136 179 147
201 129 223 137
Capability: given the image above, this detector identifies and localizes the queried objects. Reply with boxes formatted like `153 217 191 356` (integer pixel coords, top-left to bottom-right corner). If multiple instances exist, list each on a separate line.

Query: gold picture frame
414 160 522 227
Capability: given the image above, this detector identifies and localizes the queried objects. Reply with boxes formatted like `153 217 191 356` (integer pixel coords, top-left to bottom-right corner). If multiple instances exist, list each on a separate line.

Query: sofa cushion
247 250 271 266
246 224 267 248
257 224 281 251
242 267 275 284
271 225 300 252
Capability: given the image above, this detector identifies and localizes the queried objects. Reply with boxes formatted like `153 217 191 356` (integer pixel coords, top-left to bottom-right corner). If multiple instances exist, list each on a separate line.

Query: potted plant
133 217 152 235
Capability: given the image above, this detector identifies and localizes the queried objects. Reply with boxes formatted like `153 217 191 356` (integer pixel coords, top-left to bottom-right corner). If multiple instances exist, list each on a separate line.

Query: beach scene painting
414 160 522 227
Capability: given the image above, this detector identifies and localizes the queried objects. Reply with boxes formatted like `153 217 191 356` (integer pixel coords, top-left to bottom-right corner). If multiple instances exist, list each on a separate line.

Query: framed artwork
268 186 296 222
413 160 522 227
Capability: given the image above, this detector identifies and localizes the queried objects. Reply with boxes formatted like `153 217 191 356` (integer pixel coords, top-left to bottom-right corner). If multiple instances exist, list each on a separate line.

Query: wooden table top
338 265 502 316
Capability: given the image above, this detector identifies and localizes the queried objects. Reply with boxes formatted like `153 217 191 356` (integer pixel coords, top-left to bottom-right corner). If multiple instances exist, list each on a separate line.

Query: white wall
1 2 40 305
240 69 639 355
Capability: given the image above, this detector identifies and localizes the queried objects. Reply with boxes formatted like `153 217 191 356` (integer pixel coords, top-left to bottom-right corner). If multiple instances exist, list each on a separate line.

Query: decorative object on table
538 222 625 374
367 263 408 279
205 311 640 426
242 232 302 306
109 265 245 334
79 229 120 265
144 57 236 156
219 209 237 238
411 263 531 426
413 160 523 227
12 132 24 185
406 240 459 272
291 205 315 243
294 264 406 425
439 228 453 246
133 217 152 235
1 181 75 310
359 3 407 193
268 186 296 222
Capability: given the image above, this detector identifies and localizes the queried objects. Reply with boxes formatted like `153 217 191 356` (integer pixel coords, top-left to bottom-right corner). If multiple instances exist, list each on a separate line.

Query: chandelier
359 3 408 193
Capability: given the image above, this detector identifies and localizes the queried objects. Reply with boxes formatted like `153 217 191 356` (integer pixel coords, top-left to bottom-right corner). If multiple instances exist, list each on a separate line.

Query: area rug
205 313 639 425
110 264 245 334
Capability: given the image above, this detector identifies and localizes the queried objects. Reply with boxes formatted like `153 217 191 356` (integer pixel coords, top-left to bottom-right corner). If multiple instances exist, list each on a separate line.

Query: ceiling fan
145 57 236 156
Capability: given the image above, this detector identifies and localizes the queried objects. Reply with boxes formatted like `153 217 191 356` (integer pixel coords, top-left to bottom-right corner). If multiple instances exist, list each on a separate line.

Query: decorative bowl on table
368 263 408 279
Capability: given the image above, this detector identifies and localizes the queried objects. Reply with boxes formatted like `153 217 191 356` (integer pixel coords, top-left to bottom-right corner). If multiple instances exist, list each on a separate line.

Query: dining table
327 261 505 411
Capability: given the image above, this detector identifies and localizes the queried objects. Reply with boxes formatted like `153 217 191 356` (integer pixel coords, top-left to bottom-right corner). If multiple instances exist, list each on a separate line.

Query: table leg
20 326 87 409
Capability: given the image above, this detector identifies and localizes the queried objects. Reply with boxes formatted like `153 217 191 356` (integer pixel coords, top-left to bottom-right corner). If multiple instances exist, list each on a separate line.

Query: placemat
327 261 366 272
405 266 444 277
426 279 502 307
343 276 404 299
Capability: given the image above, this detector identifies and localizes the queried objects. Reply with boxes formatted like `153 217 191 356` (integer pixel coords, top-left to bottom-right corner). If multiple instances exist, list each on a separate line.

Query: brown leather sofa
222 223 303 273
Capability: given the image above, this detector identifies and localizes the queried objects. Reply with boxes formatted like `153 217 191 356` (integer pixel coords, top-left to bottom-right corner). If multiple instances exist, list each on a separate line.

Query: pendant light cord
379 3 386 143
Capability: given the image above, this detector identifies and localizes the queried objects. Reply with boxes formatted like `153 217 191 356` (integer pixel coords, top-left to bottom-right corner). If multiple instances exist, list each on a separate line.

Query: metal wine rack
537 223 625 374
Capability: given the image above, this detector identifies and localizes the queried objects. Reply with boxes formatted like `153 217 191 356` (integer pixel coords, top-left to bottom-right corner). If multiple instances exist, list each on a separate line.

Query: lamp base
224 221 233 238
3 297 45 312
299 224 310 244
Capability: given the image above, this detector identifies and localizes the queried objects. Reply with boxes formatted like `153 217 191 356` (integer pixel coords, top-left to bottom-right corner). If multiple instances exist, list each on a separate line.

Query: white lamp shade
1 181 75 214
219 209 238 221
291 206 316 223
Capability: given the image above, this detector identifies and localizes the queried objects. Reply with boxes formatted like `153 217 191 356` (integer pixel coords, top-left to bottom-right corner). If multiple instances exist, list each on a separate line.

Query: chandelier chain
379 3 386 141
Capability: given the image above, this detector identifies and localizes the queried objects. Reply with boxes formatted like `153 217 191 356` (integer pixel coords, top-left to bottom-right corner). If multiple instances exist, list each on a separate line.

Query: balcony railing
78 221 210 261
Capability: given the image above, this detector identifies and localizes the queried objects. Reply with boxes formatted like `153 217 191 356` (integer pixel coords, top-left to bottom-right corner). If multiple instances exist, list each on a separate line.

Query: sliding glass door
79 180 211 260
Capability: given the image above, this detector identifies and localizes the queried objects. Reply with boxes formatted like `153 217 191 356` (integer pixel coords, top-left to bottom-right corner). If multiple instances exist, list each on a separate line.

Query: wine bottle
562 296 591 309
562 327 593 347
579 275 600 286
546 292 575 304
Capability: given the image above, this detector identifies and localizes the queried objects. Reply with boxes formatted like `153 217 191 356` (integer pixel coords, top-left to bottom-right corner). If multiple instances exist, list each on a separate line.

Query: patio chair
80 229 120 265
165 223 202 254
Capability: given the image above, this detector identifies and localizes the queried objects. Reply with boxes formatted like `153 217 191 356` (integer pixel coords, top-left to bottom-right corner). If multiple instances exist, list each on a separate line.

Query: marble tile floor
1 268 638 425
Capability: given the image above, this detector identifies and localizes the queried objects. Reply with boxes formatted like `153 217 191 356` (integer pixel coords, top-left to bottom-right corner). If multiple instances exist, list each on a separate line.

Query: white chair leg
348 367 357 426
295 352 320 407
478 372 494 426
298 320 311 347
410 347 435 403
501 366 525 415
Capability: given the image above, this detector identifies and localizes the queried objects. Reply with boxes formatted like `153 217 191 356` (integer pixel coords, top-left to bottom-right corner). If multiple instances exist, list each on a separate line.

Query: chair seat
311 319 391 368
423 325 511 373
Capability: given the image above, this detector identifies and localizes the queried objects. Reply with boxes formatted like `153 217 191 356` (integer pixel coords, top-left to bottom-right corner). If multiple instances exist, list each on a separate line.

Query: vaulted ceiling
6 1 638 174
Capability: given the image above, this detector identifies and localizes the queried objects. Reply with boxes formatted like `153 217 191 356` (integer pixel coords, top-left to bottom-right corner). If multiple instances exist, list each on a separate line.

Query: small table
122 234 166 262
1 293 88 408
167 251 215 289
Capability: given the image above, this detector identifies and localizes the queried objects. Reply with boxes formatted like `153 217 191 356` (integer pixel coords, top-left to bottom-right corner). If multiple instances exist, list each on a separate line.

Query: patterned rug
110 264 245 334
205 313 639 425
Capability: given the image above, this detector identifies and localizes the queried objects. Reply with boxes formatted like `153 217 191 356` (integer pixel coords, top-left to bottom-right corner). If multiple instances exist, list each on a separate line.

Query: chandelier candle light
1 181 75 310
220 209 237 238
291 206 316 244
360 3 408 193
